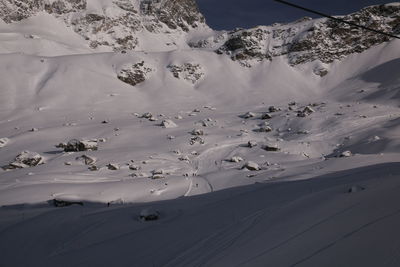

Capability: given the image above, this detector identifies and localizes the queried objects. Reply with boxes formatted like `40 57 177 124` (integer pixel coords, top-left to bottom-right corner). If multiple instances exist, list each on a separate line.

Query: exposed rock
117 61 153 87
313 64 329 77
161 119 178 128
247 140 258 148
191 129 204 136
152 174 165 179
255 125 272 133
178 155 190 161
139 207 160 221
0 0 207 51
340 150 353 157
242 161 261 171
129 165 141 171
151 169 166 179
348 185 365 193
297 106 315 117
3 151 44 170
263 144 280 151
53 199 83 207
297 130 309 135
88 165 99 171
168 63 205 84
229 156 244 163
268 106 281 113
107 163 120 170
190 136 205 145
141 112 153 119
214 4 400 67
0 137 9 148
261 113 272 120
57 139 98 152
241 112 256 119
75 154 96 165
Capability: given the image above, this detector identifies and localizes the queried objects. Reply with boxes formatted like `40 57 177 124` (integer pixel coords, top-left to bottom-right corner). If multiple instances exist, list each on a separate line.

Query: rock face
0 0 86 23
117 62 153 86
0 0 207 51
168 63 204 84
141 0 205 32
214 4 400 67
0 1 398 70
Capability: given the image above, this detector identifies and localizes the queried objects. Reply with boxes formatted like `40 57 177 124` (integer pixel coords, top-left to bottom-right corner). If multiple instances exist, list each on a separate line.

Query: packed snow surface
0 2 400 266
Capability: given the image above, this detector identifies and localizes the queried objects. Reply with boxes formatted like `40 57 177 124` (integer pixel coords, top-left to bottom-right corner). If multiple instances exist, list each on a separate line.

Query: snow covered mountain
0 0 209 52
0 1 400 266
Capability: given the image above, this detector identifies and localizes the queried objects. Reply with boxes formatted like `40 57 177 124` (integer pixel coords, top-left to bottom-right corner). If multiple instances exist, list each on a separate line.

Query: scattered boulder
57 139 98 152
241 112 256 119
247 140 258 148
340 150 352 157
191 129 204 136
255 125 272 133
75 155 97 165
263 144 280 151
0 137 9 148
313 66 329 77
242 161 261 171
152 169 164 175
190 136 205 145
3 151 44 170
348 185 365 193
129 165 141 171
268 106 280 113
261 113 272 120
139 208 160 221
141 112 153 119
229 156 244 163
88 165 99 171
297 106 315 117
151 170 165 179
297 130 309 135
107 163 120 170
178 155 190 161
161 119 178 128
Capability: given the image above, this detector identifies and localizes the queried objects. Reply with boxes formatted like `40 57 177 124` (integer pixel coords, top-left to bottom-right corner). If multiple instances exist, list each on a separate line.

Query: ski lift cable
274 0 400 39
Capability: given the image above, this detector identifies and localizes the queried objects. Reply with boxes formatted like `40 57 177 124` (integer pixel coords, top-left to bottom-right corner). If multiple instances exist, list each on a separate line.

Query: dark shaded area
196 0 396 30
361 58 400 100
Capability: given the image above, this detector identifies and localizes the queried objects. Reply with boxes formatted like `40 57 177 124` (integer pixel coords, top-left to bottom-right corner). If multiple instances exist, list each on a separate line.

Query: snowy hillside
0 1 400 266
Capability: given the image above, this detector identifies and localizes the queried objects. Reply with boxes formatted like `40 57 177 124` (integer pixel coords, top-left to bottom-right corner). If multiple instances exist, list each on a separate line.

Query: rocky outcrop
117 61 153 86
168 63 204 84
0 0 207 51
0 0 86 23
215 4 400 67
3 151 44 170
141 0 205 32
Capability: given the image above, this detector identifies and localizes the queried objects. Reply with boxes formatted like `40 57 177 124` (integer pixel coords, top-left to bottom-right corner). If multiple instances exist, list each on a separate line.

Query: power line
274 0 400 39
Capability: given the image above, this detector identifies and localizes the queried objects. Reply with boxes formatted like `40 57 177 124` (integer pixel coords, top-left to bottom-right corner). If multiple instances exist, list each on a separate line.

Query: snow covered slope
0 1 400 266
0 0 209 53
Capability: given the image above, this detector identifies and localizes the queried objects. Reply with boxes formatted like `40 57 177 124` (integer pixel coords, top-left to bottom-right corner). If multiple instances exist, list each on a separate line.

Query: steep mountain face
194 3 400 69
0 0 207 51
